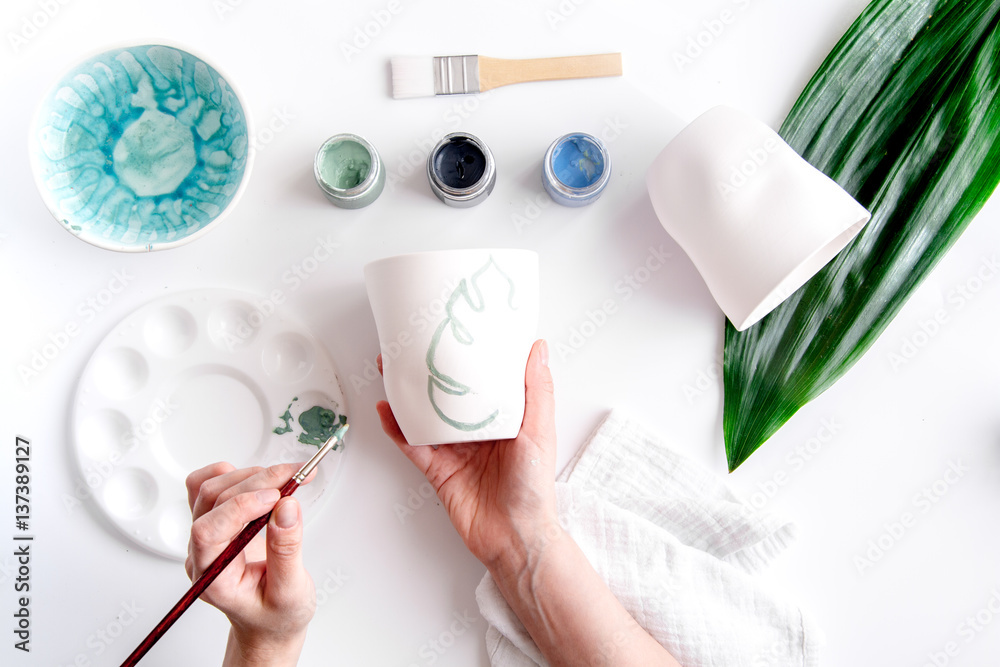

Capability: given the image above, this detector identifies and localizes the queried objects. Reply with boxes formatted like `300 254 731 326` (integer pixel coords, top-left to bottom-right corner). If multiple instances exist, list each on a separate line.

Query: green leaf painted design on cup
426 256 518 432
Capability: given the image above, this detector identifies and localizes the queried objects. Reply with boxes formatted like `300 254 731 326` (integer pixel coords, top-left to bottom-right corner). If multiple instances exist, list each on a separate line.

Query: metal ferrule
293 423 348 482
433 55 480 95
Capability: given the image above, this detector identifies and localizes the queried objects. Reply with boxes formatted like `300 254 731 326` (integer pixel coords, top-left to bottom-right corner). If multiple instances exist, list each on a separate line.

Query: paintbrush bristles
391 56 436 99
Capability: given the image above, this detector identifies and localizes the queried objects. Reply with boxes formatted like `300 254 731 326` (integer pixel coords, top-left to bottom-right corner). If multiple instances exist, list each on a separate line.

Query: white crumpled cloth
476 411 822 666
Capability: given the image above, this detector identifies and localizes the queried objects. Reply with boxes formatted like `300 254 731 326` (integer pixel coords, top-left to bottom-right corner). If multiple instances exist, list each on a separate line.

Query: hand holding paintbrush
121 425 347 666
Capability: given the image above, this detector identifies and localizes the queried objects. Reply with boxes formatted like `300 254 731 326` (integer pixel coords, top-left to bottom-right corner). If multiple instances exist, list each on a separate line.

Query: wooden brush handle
478 53 622 91
120 477 300 667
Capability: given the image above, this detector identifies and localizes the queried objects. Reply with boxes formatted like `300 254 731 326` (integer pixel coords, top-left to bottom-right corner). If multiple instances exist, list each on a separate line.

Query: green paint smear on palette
297 406 348 447
273 397 298 435
272 397 348 448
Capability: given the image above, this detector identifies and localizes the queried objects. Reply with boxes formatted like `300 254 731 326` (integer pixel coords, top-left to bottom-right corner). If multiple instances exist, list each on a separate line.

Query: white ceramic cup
646 106 871 330
364 249 539 446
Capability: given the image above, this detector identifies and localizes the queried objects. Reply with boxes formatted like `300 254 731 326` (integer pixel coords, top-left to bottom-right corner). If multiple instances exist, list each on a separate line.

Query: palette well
72 289 348 560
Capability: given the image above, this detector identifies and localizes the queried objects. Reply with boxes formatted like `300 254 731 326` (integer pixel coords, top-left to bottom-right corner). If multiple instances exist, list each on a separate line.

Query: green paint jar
314 133 385 209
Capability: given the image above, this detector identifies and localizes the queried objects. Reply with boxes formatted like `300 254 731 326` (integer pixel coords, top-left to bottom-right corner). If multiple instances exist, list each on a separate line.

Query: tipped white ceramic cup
646 106 871 330
364 249 539 446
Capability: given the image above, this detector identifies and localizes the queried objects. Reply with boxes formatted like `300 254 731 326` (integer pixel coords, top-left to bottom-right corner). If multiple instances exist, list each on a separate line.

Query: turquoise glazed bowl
29 44 252 252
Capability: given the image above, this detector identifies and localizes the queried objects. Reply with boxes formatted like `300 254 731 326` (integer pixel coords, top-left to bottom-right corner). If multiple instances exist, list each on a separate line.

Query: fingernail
275 499 298 528
257 488 280 505
539 340 549 367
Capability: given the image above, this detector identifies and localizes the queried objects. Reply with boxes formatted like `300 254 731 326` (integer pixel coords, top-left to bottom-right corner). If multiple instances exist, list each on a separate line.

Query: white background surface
1 0 999 665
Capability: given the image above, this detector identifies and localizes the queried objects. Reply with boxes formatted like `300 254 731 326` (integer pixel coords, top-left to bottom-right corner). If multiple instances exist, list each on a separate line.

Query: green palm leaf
724 0 1000 471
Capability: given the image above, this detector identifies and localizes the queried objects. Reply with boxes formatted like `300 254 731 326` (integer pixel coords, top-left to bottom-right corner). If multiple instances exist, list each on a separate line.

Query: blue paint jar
542 132 611 207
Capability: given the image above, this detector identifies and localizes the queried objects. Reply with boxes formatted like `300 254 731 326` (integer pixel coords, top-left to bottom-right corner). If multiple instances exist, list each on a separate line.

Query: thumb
520 339 555 444
265 497 306 604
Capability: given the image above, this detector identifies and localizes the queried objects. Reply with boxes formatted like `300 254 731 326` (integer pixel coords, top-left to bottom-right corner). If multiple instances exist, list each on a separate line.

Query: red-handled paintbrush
120 423 349 667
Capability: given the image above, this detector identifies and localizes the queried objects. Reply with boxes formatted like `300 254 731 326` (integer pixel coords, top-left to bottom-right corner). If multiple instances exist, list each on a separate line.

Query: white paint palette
72 289 348 560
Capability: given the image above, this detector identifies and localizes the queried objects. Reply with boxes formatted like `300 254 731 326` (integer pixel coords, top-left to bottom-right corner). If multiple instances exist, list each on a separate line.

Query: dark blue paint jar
426 132 496 207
